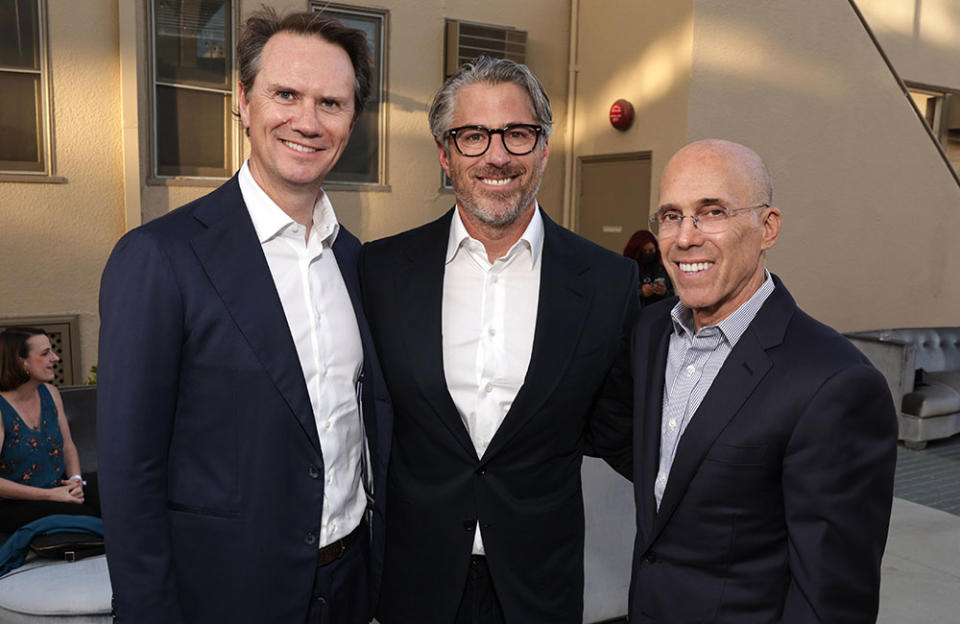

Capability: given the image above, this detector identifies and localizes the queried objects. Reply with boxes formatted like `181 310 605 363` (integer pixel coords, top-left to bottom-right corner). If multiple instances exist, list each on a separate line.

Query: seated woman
0 327 100 533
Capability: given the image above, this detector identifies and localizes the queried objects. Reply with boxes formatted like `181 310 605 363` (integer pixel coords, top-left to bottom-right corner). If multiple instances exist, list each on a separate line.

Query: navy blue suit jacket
97 177 392 624
623 278 897 622
360 208 638 623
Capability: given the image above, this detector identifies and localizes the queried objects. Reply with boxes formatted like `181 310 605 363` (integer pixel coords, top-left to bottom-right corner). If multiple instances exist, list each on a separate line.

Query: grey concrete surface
878 497 960 624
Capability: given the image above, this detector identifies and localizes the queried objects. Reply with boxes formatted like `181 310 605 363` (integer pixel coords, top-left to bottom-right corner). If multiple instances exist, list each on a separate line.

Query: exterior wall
857 0 960 88
685 0 960 332
0 0 124 379
571 0 695 222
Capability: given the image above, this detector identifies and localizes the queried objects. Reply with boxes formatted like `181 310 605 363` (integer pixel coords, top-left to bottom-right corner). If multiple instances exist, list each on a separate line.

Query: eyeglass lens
454 125 539 156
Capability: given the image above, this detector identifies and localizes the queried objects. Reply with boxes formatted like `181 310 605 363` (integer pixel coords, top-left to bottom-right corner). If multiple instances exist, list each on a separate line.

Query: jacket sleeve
97 229 186 624
585 258 639 480
779 363 898 623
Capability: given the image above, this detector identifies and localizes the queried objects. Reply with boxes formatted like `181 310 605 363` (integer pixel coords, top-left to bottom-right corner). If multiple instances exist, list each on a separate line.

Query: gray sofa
845 327 960 449
0 385 111 623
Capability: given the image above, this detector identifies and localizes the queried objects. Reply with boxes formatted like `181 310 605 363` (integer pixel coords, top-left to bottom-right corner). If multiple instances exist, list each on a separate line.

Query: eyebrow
657 197 728 212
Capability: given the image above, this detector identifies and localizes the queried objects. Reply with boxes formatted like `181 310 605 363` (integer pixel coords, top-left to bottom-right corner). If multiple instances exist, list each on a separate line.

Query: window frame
146 0 240 186
907 81 960 178
311 2 389 191
0 0 59 182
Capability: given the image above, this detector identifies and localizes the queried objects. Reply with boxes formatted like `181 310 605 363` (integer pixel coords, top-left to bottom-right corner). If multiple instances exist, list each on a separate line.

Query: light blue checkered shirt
654 271 775 508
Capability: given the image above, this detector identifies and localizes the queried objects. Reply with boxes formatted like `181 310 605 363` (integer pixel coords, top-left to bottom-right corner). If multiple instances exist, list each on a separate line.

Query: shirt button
484 382 493 393
331 523 337 533
686 365 696 375
490 276 498 284
291 225 301 234
325 421 332 430
668 418 677 430
657 473 667 485
488 327 496 336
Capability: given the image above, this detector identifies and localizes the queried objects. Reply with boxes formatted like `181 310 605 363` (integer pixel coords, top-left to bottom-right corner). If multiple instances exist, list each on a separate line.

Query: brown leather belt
317 521 364 567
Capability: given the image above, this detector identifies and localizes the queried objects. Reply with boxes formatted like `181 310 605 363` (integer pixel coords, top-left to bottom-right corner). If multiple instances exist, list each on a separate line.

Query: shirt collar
670 270 775 346
238 160 340 246
445 201 545 270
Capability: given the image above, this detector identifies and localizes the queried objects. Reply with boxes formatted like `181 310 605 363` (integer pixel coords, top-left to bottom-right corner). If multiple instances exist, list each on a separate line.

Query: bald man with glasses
605 139 898 622
360 57 638 624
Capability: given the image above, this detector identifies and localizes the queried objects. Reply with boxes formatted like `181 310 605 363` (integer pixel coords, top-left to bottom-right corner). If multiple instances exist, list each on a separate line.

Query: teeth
480 177 512 186
282 140 317 153
679 262 713 273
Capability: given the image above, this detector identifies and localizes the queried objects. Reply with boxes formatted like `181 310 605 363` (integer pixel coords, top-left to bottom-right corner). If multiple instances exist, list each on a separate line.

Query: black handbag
29 532 105 562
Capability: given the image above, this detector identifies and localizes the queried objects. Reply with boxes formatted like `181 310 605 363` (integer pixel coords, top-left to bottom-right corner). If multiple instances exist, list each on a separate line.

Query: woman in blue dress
0 327 100 532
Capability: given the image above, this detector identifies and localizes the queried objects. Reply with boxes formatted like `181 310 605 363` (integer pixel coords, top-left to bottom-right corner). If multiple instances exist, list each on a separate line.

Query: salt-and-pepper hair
428 57 553 142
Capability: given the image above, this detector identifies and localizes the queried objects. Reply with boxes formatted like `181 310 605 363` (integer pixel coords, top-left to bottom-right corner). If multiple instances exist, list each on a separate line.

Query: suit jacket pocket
704 442 767 466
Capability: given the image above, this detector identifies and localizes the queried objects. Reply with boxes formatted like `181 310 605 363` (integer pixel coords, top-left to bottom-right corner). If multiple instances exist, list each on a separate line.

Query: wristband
68 474 87 486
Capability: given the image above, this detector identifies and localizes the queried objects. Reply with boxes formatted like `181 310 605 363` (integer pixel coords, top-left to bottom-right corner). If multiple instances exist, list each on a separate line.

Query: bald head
656 139 782 329
661 139 773 208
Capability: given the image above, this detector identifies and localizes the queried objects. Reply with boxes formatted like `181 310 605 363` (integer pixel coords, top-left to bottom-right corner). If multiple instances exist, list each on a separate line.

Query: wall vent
445 20 527 77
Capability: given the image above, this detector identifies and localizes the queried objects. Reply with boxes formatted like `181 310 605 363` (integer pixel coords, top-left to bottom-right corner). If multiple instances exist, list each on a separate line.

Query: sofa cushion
903 371 960 418
0 555 111 616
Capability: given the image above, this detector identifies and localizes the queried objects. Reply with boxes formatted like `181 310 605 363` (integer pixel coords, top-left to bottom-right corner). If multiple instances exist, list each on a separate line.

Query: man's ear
436 138 452 178
761 206 782 251
238 83 251 130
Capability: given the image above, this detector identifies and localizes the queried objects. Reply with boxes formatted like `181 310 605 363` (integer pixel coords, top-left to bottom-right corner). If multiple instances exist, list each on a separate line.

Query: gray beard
454 174 542 229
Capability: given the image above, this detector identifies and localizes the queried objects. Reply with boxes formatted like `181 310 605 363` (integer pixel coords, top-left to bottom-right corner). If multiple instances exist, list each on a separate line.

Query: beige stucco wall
857 0 960 88
684 0 960 332
0 0 124 380
571 0 695 222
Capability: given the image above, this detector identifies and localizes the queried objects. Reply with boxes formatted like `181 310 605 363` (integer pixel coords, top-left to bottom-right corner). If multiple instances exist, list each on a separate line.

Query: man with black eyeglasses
360 57 638 623
603 139 898 622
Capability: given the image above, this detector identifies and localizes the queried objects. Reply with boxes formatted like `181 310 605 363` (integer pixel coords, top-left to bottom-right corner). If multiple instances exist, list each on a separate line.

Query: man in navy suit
616 139 898 622
97 10 390 624
360 58 637 623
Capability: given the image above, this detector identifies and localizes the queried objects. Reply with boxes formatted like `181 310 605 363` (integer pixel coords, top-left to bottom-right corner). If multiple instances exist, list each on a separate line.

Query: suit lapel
333 228 380 449
189 178 320 454
635 312 672 545
483 212 593 461
649 281 796 541
400 210 478 459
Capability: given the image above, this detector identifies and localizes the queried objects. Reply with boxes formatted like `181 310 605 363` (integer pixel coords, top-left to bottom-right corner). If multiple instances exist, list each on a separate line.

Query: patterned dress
0 384 66 489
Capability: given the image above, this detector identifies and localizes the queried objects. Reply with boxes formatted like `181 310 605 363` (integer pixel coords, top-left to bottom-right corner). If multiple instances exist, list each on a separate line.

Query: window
151 0 235 180
909 84 960 174
313 3 387 187
0 0 52 175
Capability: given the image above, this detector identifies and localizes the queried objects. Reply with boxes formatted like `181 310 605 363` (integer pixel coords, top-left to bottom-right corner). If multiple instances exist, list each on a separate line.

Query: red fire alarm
609 99 635 131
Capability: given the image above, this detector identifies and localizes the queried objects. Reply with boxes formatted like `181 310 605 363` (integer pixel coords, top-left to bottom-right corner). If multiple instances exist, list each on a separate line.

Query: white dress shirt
442 204 544 555
239 161 366 548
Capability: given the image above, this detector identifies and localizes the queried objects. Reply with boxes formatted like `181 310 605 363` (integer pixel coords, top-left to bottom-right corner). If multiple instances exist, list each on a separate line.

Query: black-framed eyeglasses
446 124 543 157
649 203 770 237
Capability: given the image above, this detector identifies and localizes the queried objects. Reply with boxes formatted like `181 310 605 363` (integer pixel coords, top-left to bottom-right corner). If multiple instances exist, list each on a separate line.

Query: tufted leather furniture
845 328 960 449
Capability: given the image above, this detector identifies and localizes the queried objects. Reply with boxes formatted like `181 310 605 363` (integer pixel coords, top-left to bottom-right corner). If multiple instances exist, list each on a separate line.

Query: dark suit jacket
97 177 392 624
360 208 638 623
624 277 897 623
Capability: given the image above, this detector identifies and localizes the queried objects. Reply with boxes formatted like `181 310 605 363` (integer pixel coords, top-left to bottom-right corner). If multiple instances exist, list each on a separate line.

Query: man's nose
674 215 703 247
289 102 321 135
483 133 512 167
